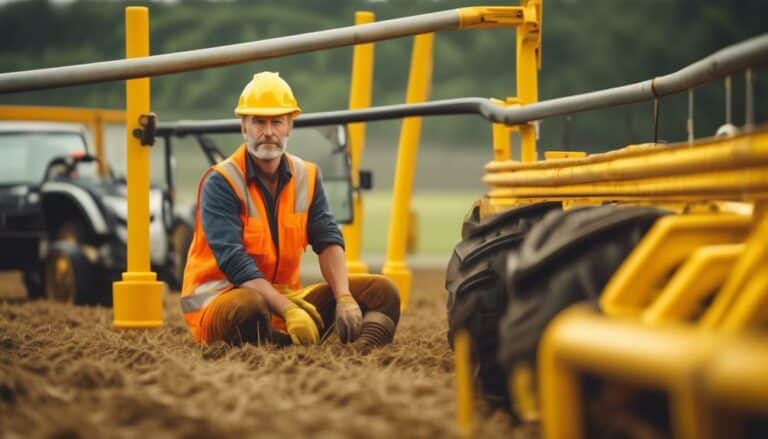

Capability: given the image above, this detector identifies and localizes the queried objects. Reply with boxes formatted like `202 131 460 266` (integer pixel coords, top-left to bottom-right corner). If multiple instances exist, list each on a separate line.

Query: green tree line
0 0 765 152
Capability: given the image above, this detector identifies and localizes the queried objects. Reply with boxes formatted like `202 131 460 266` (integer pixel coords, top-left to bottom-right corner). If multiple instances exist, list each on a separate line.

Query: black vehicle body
0 120 178 304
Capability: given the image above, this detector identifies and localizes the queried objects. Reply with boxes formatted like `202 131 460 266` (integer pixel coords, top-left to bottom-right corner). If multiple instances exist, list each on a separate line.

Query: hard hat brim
234 107 301 117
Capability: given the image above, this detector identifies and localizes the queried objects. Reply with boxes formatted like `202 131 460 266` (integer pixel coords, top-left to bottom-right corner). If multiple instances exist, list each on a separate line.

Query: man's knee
209 288 271 345
354 275 401 324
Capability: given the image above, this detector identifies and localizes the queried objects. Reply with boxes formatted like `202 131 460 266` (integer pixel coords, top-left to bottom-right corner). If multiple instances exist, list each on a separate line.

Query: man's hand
335 294 363 343
283 304 319 345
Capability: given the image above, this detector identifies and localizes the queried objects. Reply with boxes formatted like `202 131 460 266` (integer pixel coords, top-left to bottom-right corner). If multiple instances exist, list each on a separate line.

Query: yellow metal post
516 0 541 162
454 330 474 438
381 33 433 311
113 6 163 328
91 114 108 177
342 11 375 274
492 122 512 161
703 211 768 329
491 98 518 162
491 97 524 162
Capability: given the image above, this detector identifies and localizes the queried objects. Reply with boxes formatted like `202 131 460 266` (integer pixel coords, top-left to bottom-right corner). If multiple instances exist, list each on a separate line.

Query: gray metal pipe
0 10 459 93
494 33 768 125
144 32 768 136
158 33 768 133
155 98 492 134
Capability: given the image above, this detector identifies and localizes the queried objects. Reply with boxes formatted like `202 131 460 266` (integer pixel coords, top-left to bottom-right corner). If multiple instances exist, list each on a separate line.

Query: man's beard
245 134 288 160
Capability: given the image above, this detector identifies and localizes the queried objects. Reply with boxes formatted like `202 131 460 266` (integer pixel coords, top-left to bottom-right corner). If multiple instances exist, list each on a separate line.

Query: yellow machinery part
540 306 720 439
702 212 768 330
600 214 752 318
642 244 744 325
454 330 474 438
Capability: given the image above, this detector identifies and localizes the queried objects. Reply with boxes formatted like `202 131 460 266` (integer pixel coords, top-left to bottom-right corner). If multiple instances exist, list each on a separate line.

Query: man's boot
354 311 396 349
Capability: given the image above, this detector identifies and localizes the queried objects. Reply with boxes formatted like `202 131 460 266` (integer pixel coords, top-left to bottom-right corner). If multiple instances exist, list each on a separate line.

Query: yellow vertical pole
491 97 521 162
91 115 109 177
381 33 433 311
517 0 541 162
454 330 474 438
342 11 375 274
492 121 511 162
113 6 163 329
539 321 586 439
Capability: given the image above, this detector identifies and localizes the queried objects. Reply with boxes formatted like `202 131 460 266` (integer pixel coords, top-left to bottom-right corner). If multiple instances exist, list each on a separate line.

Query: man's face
241 114 292 160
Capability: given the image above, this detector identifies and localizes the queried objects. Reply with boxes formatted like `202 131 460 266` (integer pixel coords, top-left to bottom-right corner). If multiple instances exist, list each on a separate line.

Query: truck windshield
0 132 86 184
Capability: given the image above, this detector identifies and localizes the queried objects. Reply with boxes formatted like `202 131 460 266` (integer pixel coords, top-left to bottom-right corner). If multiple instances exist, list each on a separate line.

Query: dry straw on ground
0 269 533 438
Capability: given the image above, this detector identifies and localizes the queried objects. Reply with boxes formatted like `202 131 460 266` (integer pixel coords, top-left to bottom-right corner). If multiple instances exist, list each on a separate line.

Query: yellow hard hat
234 71 301 117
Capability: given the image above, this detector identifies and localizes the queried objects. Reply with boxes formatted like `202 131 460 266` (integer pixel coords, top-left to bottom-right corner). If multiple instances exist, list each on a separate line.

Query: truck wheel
23 268 45 300
497 205 669 418
44 241 98 305
445 202 561 407
43 221 103 305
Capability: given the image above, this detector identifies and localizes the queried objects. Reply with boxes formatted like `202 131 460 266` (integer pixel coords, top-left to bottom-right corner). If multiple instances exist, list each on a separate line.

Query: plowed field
0 269 532 438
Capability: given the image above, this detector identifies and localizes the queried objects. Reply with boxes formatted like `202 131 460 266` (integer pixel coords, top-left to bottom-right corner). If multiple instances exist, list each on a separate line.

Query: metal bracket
458 7 526 29
132 112 157 146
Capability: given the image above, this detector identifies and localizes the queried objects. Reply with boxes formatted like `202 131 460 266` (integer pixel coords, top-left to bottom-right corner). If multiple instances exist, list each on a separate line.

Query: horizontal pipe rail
154 33 768 134
483 130 768 186
155 98 490 134
0 6 531 94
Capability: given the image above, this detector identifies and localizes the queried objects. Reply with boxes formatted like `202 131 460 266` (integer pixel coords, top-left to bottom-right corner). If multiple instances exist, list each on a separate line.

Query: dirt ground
0 269 536 439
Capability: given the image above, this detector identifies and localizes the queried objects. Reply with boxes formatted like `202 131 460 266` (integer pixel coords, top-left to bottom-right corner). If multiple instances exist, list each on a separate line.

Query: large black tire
445 202 561 406
23 267 45 300
43 221 107 306
44 241 100 305
496 205 669 415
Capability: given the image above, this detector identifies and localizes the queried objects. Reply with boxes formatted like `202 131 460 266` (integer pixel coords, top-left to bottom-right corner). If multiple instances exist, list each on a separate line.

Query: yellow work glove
283 304 319 346
335 294 363 343
286 294 325 334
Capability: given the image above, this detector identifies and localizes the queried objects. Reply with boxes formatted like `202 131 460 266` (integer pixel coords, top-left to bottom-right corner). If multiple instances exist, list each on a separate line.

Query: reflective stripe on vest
219 159 259 218
180 279 232 313
292 156 309 213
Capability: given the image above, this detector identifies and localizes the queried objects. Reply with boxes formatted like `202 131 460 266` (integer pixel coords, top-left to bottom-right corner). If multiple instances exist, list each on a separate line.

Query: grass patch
359 191 481 254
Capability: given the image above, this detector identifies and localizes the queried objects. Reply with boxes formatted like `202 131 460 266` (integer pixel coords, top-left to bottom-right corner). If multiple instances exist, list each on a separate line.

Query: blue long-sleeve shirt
200 153 344 286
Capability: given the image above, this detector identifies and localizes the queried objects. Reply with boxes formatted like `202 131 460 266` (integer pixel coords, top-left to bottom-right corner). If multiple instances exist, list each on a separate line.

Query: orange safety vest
180 146 317 342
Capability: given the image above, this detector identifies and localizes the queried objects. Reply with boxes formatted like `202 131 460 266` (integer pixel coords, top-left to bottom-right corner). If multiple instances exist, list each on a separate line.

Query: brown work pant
199 274 400 346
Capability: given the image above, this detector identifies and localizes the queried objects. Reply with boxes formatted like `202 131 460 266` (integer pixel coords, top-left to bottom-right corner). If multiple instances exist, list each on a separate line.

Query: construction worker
180 72 400 348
